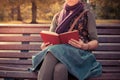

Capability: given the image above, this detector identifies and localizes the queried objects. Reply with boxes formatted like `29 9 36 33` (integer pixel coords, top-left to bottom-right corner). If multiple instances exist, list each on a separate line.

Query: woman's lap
31 44 102 80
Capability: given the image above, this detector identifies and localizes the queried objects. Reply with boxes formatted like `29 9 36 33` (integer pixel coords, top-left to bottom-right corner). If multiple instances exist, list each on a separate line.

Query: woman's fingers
69 39 83 45
44 42 50 46
41 42 53 50
68 39 82 48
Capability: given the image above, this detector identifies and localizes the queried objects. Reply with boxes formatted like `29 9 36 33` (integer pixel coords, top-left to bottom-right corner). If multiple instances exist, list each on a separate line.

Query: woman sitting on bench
30 0 102 80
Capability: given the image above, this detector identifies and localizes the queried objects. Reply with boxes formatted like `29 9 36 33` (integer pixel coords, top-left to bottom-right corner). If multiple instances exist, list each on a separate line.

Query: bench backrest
0 24 119 56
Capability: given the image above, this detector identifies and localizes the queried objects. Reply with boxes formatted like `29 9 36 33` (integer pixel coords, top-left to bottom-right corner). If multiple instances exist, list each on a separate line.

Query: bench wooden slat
0 44 119 51
0 66 119 73
0 27 49 34
97 24 120 28
0 65 31 69
0 25 120 34
0 70 37 79
96 45 120 51
97 29 120 35
0 66 28 71
0 60 32 65
0 52 35 58
0 52 119 60
0 36 120 43
0 28 120 34
0 44 41 50
0 59 119 66
98 60 120 66
93 51 120 60
89 73 120 80
98 37 120 43
0 36 42 42
102 67 120 73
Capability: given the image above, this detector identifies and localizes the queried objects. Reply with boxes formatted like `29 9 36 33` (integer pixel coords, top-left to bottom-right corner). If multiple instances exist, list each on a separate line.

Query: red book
40 30 79 44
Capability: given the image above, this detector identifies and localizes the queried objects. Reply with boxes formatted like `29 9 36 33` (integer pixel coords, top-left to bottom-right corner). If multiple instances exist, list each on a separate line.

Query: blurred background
0 0 119 24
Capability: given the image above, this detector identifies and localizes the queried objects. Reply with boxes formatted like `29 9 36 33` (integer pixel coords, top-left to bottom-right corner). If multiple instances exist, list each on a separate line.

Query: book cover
40 30 79 44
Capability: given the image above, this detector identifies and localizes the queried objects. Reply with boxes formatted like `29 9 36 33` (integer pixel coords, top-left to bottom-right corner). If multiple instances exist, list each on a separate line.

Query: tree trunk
10 8 14 20
17 5 22 21
31 0 37 24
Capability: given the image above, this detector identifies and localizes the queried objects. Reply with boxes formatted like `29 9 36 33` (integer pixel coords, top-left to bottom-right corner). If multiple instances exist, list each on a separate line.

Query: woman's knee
43 52 58 65
44 52 56 60
54 63 67 73
54 63 68 80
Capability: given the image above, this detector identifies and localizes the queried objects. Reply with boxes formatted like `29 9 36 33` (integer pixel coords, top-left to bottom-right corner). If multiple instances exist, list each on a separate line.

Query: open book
40 30 79 44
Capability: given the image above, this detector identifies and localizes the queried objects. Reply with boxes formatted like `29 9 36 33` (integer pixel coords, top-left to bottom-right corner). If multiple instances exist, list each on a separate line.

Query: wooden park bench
0 24 120 80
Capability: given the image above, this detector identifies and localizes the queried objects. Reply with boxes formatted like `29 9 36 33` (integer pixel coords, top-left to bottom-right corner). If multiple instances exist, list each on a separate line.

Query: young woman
30 0 102 80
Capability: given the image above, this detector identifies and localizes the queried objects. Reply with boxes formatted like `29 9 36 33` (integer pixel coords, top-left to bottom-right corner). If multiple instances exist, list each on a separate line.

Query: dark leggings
38 52 68 80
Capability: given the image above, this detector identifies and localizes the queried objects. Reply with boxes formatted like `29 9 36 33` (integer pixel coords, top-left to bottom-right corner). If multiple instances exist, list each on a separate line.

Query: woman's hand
40 42 53 50
68 39 99 50
68 39 89 50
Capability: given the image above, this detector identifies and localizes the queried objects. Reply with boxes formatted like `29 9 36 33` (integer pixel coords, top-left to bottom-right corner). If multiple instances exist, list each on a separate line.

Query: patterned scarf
55 2 84 34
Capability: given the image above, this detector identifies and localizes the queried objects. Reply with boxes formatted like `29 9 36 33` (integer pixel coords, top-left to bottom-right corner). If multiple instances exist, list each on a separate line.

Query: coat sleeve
87 10 98 41
49 13 59 32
